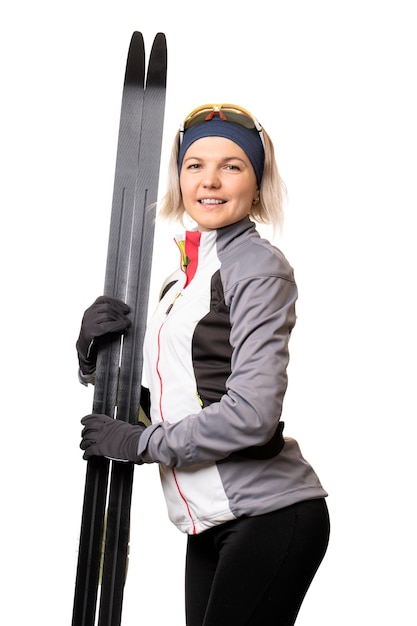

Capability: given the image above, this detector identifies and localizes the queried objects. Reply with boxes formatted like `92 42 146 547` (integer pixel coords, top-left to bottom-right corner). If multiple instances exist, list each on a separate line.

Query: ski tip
128 31 145 60
152 32 167 49
125 32 146 86
130 31 145 47
145 32 167 87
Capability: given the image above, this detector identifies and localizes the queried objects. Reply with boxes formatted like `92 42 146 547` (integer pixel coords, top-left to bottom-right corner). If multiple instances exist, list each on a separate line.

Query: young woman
78 104 330 625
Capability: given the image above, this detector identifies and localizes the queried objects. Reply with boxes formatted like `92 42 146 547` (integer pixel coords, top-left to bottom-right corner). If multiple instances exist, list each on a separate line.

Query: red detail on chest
184 231 201 287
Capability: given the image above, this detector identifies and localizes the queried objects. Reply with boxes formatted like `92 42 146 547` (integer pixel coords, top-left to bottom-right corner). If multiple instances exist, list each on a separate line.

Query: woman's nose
202 168 220 188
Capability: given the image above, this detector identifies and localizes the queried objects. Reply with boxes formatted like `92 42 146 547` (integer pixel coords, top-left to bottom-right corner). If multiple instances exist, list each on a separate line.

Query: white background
1 1 416 624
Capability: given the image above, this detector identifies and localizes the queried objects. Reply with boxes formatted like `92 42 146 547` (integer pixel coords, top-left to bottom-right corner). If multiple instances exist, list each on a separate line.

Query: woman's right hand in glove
76 296 130 375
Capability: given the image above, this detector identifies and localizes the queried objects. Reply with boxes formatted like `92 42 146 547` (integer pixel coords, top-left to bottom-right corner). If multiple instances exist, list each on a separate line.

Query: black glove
76 296 130 375
80 414 146 462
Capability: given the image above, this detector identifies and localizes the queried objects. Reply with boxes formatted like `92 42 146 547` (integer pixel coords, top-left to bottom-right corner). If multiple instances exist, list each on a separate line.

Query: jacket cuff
78 368 96 386
137 423 163 463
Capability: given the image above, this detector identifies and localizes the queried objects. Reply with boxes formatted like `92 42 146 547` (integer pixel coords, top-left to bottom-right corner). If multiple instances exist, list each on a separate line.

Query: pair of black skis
72 32 167 626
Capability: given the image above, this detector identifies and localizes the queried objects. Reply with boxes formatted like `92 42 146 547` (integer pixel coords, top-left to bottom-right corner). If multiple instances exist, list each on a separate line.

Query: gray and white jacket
139 216 327 534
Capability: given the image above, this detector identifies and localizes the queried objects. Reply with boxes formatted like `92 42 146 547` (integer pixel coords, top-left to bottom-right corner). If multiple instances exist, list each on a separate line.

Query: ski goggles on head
179 104 265 148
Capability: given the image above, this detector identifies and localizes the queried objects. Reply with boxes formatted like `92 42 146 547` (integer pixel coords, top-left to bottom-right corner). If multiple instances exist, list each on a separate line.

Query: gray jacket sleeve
140 272 297 468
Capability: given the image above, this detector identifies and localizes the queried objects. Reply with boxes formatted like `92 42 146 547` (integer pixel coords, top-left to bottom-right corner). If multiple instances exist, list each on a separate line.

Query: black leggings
185 498 330 626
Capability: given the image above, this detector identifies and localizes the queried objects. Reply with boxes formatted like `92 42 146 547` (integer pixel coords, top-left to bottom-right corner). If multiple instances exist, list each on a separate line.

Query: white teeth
200 198 224 204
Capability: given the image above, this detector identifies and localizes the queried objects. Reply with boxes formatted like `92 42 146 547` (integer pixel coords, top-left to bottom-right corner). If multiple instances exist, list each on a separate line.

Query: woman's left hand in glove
80 414 147 463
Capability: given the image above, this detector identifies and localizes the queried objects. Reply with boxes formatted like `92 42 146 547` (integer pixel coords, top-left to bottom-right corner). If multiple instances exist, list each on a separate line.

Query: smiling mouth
199 198 225 205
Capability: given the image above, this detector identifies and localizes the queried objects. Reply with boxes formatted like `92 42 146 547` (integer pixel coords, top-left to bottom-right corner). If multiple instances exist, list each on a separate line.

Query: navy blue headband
178 117 265 187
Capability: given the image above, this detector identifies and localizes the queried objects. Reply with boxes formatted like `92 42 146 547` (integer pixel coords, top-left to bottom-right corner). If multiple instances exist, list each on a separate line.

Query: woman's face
179 136 258 232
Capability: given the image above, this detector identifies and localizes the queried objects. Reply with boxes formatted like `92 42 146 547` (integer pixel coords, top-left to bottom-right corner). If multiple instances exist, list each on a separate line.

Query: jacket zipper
165 290 183 315
157 288 197 533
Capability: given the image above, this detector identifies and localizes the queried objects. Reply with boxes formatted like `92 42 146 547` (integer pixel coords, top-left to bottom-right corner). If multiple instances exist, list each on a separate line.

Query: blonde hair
158 126 286 230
